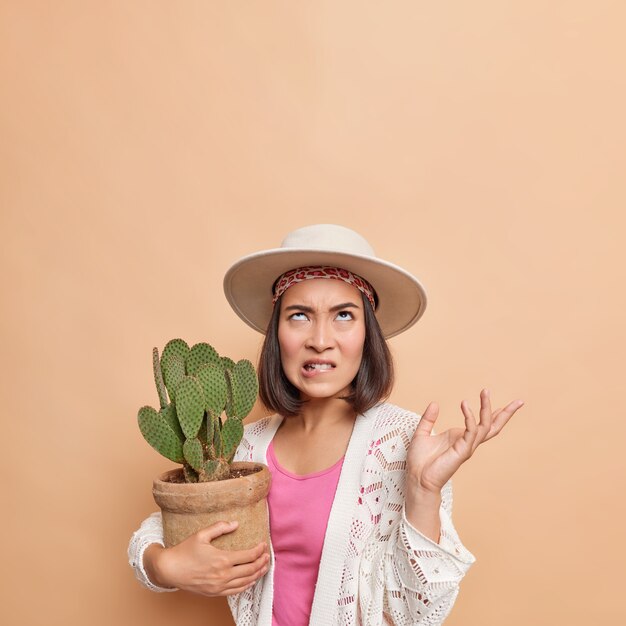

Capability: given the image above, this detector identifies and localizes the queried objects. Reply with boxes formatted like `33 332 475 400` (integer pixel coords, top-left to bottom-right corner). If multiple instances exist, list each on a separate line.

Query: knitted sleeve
378 482 475 624
347 405 476 625
127 511 179 593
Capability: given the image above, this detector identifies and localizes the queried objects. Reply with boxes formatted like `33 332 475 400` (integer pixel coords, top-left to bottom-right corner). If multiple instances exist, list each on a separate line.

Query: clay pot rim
153 461 270 496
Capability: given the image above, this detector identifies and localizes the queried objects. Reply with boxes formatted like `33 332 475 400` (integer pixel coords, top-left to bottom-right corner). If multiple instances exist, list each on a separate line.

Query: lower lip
301 366 336 378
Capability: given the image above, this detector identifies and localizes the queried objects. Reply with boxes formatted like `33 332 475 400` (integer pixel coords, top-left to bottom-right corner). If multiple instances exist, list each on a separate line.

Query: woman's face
277 278 366 401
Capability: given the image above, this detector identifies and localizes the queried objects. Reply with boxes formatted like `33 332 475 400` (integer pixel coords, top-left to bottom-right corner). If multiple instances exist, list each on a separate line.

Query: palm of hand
407 389 524 494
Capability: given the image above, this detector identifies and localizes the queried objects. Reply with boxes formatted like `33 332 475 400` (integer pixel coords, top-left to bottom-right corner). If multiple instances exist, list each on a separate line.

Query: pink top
267 439 344 626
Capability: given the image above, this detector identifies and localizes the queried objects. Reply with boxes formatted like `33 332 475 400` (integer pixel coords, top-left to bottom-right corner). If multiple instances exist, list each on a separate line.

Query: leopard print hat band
272 266 377 310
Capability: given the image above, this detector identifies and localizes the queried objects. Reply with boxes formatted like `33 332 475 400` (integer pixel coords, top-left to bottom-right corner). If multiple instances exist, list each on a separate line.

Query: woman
128 223 524 625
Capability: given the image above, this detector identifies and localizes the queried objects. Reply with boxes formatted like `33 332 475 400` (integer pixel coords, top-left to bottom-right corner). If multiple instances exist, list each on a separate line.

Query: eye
288 312 308 321
336 311 354 320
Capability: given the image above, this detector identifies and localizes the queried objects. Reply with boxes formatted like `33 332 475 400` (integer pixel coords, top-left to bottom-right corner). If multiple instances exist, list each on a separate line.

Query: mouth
301 360 336 376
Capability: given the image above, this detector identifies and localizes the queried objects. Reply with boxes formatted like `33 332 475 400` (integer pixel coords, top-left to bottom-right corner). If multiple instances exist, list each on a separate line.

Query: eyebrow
284 302 361 313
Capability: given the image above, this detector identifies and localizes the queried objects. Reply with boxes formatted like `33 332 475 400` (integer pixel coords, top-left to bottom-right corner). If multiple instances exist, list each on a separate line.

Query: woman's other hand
408 389 523 493
404 389 524 541
143 520 270 596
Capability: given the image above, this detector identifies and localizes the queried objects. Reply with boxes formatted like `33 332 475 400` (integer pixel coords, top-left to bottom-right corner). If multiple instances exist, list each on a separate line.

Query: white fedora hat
223 224 427 339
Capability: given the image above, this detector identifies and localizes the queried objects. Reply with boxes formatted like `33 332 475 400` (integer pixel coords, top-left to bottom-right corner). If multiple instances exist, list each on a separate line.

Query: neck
290 393 357 434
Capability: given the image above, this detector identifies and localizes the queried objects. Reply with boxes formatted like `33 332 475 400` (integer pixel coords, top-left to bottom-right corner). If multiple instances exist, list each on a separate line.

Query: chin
299 384 354 401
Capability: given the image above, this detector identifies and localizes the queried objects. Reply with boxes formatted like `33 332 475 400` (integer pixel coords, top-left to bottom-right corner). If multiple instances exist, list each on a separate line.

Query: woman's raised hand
407 389 524 495
144 520 270 597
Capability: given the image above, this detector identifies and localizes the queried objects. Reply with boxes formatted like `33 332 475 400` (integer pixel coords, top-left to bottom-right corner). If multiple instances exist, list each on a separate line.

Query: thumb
414 402 438 436
198 520 239 543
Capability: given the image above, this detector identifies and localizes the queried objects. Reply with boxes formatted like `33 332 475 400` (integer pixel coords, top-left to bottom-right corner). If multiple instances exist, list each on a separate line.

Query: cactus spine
138 339 258 482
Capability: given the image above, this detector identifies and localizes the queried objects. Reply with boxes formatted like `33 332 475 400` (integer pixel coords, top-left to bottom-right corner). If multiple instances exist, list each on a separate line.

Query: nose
305 319 335 352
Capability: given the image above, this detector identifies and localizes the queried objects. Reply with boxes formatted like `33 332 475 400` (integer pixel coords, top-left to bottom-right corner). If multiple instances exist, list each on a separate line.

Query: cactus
138 339 259 482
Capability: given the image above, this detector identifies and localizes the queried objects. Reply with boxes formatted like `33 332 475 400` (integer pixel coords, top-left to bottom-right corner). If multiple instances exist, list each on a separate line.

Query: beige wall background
2 2 624 625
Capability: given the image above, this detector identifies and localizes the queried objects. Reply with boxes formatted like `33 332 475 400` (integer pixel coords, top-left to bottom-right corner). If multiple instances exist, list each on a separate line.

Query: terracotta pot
152 461 271 550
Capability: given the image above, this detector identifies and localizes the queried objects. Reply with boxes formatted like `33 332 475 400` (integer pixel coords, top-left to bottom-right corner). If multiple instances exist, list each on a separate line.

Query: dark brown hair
257 290 394 417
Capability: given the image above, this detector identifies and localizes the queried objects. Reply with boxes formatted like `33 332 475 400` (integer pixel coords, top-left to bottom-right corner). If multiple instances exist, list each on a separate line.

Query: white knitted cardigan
128 402 476 625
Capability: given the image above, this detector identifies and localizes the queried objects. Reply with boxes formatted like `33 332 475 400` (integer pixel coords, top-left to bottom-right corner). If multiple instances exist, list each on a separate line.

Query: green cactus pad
162 354 186 401
213 419 222 457
200 413 218 452
138 406 184 463
206 413 216 448
221 357 235 415
197 414 208 445
206 441 216 459
221 417 244 461
197 363 228 417
153 348 169 408
221 356 236 371
203 459 219 476
203 459 229 481
162 339 190 368
174 376 205 439
159 404 184 442
226 359 258 418
183 438 205 471
186 342 221 375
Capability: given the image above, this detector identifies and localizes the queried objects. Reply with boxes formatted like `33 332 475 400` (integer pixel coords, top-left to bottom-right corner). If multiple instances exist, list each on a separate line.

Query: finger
227 541 268 566
197 520 239 544
223 569 268 595
226 563 269 589
460 399 476 431
415 402 438 436
229 552 270 581
479 388 492 427
209 570 267 597
484 399 524 441
459 400 479 453
224 580 259 596
476 388 493 443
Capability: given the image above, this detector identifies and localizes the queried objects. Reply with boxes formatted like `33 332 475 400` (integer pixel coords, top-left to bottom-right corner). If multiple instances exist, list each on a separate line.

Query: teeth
305 363 333 370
